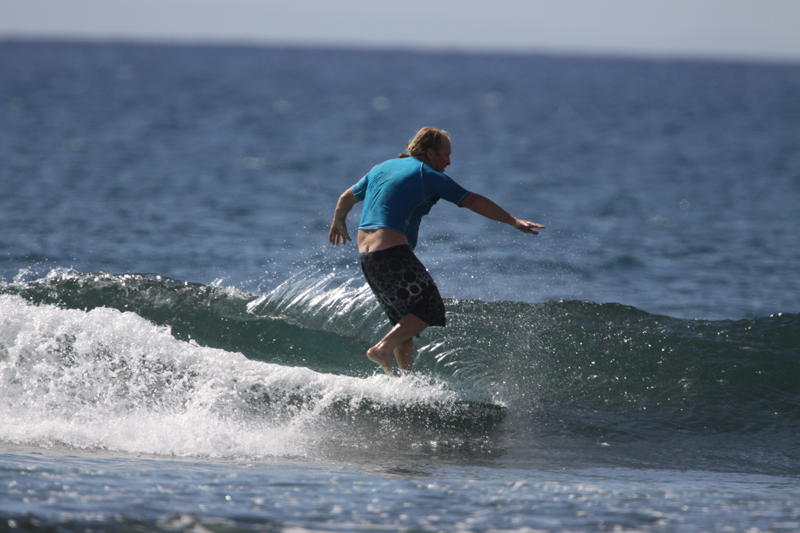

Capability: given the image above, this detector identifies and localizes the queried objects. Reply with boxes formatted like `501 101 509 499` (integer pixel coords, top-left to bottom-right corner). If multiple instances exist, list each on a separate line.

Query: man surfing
329 127 544 374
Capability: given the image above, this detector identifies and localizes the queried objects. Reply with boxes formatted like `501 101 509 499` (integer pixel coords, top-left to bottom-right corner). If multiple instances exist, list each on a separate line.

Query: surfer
329 127 544 374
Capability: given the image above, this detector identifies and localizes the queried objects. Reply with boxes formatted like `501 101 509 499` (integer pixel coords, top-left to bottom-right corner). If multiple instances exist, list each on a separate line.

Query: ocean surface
1 40 800 532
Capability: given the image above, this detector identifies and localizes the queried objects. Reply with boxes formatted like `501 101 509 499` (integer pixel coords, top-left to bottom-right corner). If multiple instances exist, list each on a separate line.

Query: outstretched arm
461 193 545 235
329 188 360 245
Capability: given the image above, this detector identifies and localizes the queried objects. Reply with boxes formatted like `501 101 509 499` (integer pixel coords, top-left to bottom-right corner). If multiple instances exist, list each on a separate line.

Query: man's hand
514 219 546 235
329 220 352 245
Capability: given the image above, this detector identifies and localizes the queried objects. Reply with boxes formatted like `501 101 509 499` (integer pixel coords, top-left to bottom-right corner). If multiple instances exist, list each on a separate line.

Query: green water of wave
3 270 799 440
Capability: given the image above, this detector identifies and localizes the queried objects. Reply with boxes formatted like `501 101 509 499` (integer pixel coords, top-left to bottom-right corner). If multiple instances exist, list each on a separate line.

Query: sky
1 0 800 63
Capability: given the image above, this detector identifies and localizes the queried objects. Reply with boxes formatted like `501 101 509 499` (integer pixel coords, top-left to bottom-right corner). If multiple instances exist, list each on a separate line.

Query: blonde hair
398 127 450 159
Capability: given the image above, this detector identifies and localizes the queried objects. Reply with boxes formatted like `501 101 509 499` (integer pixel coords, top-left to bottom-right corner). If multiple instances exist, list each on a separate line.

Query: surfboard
452 400 506 412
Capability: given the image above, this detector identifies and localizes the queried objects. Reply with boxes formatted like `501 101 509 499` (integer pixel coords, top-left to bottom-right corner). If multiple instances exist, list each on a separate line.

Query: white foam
0 295 455 459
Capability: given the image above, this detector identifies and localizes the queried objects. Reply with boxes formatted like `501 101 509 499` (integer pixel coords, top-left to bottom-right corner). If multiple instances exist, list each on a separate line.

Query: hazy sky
2 0 800 62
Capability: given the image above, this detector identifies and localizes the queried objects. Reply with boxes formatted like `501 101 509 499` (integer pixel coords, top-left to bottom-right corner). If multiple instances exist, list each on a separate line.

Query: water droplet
371 96 390 112
242 156 265 170
484 91 503 108
273 100 291 114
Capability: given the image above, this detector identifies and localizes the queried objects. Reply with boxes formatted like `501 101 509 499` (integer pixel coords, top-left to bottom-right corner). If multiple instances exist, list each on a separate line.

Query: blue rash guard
351 157 471 250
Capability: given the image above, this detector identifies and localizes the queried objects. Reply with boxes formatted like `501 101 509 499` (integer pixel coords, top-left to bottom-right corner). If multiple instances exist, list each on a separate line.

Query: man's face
425 137 451 173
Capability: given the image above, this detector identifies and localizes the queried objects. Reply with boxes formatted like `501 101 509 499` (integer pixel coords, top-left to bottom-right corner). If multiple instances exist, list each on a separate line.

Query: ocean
1 40 799 532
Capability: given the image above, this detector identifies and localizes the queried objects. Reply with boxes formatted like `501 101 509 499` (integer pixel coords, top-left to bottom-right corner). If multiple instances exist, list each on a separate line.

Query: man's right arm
329 188 360 245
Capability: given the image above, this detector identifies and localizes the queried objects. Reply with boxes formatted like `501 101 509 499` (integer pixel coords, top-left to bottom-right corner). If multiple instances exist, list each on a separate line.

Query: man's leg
393 337 414 372
367 314 428 374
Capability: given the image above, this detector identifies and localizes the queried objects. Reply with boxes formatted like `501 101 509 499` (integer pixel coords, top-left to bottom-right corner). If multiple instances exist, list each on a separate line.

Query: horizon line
3 34 800 67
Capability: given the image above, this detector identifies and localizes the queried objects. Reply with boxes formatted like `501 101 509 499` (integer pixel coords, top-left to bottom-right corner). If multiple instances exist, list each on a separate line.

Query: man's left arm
329 188 360 245
460 193 545 235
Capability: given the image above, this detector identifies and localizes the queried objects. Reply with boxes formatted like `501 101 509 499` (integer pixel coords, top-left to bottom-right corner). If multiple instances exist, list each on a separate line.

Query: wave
2 270 799 466
0 271 504 460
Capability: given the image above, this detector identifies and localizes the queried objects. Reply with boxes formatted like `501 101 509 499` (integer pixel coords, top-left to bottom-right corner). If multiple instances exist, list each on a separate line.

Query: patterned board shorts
359 244 447 327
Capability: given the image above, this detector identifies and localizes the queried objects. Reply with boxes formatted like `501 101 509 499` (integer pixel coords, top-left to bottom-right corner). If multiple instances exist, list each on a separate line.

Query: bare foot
366 346 393 375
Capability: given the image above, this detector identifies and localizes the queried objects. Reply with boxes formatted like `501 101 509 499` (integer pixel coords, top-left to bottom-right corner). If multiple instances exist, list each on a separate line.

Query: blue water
1 40 800 532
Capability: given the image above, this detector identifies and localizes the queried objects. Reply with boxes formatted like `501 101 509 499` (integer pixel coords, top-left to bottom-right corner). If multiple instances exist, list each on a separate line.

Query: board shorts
359 244 447 327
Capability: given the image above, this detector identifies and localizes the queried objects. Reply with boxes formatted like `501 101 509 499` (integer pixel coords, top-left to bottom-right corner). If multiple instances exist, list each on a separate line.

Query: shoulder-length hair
398 127 450 159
